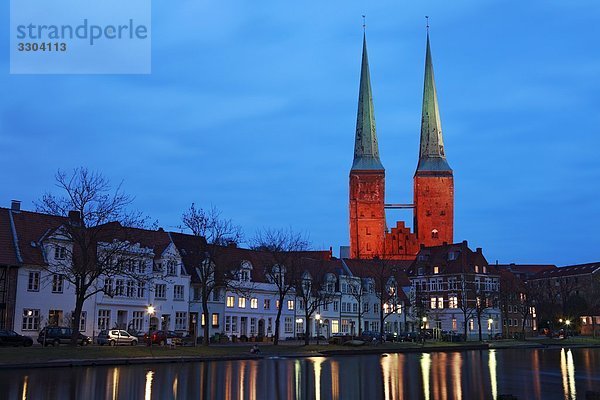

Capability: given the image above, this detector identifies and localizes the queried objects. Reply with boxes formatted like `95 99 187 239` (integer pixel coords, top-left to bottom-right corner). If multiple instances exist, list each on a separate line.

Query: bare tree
36 168 146 345
295 259 337 346
347 276 369 337
370 259 404 342
457 274 476 341
180 203 243 346
251 227 309 345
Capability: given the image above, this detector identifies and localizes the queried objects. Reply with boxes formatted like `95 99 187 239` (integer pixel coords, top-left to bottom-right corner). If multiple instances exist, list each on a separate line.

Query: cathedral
349 31 454 260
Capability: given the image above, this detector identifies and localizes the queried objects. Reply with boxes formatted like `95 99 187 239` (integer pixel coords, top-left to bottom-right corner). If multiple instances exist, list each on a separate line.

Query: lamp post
147 305 155 347
565 319 571 337
296 318 303 340
315 313 321 345
488 317 494 340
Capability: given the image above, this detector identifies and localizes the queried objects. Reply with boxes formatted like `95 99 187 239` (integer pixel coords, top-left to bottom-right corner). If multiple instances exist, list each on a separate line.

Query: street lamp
147 305 155 347
315 314 321 345
296 318 303 340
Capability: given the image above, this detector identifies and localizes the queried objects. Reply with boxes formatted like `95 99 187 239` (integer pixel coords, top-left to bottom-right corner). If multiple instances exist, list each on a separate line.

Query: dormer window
241 270 250 282
448 252 458 261
433 266 439 274
483 266 487 274
167 260 177 276
239 260 253 282
54 245 67 260
474 265 479 273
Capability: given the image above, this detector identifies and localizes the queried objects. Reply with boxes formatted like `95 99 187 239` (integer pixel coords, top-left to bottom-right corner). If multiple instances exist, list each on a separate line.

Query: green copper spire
417 32 451 173
352 34 384 171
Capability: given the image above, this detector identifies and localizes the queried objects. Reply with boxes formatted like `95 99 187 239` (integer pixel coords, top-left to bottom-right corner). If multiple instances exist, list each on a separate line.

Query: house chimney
476 247 482 254
11 200 21 211
68 210 82 226
462 240 468 246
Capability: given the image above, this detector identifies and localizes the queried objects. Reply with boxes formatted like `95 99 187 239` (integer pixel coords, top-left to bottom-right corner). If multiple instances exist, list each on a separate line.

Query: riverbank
1 337 599 370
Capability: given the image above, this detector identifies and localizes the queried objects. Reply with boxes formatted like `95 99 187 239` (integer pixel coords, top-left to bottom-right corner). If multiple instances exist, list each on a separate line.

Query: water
1 348 599 399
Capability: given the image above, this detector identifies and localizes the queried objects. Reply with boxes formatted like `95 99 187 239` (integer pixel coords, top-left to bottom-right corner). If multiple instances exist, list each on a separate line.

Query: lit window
212 313 219 327
264 299 270 309
226 296 235 308
251 298 258 309
433 266 439 274
238 297 246 308
22 309 40 331
430 297 437 309
287 300 294 310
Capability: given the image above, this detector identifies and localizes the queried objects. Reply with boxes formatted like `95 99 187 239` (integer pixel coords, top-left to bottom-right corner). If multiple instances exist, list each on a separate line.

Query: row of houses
1 202 597 341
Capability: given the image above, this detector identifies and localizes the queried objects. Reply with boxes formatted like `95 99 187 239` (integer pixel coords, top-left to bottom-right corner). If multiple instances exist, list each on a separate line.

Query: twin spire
352 33 384 171
351 27 451 173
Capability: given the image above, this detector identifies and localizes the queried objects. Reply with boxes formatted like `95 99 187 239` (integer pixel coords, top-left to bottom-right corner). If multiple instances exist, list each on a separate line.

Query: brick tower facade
349 34 386 259
348 31 453 259
413 33 454 247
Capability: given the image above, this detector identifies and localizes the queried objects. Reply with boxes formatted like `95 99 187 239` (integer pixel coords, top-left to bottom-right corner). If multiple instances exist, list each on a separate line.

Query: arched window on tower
431 229 439 239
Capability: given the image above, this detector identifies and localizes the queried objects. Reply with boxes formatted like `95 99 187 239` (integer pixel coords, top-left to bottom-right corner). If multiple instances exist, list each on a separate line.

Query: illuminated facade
349 32 453 260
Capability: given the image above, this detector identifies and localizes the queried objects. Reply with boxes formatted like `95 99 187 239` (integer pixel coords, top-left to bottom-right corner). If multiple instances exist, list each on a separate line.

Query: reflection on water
561 348 576 400
144 370 153 400
3 348 600 400
421 353 431 400
489 349 497 400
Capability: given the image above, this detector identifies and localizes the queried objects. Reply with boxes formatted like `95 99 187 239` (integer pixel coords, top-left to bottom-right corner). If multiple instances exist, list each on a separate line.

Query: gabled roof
3 208 67 266
406 241 496 276
531 262 600 280
342 258 412 286
99 223 173 260
0 208 20 266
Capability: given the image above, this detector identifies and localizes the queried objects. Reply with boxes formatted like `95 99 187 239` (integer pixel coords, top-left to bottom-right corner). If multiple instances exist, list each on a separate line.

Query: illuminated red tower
413 32 454 247
349 34 386 259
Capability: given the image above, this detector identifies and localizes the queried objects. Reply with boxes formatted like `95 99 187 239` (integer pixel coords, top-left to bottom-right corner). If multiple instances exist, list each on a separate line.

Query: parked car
360 331 384 342
397 331 417 342
144 330 183 346
328 334 354 345
441 330 465 342
0 330 33 347
37 326 92 346
97 329 139 346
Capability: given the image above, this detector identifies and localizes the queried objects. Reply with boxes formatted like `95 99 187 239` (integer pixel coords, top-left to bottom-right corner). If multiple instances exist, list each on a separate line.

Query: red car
144 330 183 346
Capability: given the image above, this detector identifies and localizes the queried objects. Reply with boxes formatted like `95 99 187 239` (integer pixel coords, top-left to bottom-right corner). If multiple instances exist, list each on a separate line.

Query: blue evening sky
1 1 599 266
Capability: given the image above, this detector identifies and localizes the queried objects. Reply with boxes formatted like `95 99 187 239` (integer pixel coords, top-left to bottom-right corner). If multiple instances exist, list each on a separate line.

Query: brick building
349 32 453 260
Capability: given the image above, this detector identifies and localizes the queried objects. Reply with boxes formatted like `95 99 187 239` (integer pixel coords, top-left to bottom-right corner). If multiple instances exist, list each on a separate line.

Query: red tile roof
4 208 67 266
342 258 412 286
531 262 600 279
406 241 496 276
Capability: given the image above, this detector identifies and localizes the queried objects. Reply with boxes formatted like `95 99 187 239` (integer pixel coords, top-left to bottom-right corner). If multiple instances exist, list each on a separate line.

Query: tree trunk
357 308 362 337
71 293 85 346
304 309 310 346
202 296 210 346
273 295 285 346
463 312 468 341
379 307 385 343
477 314 483 341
